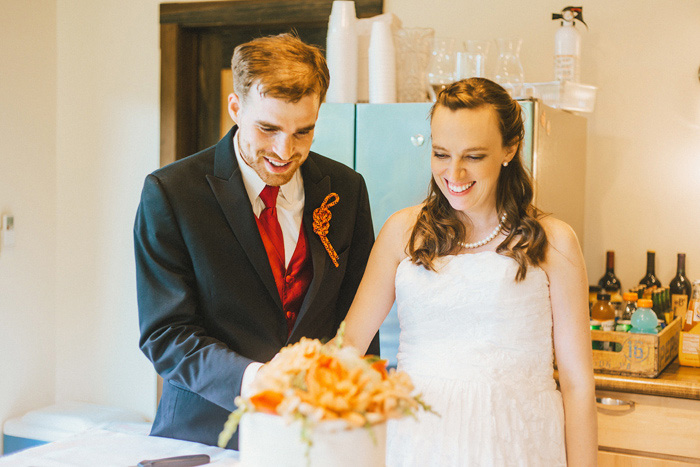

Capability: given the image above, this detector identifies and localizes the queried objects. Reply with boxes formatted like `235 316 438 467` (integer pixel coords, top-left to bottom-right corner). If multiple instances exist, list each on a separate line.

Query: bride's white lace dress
387 252 566 466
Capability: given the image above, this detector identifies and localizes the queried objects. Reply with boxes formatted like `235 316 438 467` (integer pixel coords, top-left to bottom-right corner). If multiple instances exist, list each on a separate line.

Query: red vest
256 221 313 336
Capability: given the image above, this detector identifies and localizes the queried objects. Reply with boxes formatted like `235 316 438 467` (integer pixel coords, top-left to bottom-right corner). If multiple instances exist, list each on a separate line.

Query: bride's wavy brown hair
408 78 547 281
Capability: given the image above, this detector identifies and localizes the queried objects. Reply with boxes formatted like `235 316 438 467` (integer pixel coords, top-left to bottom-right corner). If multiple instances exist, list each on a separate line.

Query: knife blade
136 454 210 467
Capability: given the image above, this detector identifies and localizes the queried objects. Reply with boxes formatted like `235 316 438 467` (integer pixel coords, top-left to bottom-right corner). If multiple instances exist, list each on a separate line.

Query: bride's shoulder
376 204 423 250
387 204 423 226
384 204 424 233
538 215 582 261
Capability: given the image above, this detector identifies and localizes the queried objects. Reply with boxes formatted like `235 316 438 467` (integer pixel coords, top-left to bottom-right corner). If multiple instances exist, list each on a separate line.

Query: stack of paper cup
326 1 358 103
368 21 396 103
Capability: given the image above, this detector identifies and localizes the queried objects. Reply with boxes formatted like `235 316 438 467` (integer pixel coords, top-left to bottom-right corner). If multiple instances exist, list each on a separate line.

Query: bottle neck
646 251 656 274
677 253 686 276
606 251 615 273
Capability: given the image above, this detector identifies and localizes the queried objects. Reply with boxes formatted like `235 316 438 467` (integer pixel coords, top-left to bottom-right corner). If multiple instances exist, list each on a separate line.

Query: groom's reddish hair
231 33 330 104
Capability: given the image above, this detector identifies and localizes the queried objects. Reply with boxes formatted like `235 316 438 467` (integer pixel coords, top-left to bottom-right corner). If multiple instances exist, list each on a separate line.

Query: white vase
394 27 434 102
325 1 358 103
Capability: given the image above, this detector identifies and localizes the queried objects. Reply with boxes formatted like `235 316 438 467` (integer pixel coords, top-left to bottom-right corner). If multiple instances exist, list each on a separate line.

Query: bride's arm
339 207 415 355
541 217 598 467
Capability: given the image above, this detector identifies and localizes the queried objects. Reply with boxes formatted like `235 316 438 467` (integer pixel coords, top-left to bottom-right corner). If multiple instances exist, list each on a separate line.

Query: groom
134 33 379 449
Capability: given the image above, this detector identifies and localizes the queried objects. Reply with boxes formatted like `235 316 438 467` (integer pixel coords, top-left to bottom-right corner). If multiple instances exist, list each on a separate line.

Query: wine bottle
598 250 621 293
639 250 662 288
670 253 692 320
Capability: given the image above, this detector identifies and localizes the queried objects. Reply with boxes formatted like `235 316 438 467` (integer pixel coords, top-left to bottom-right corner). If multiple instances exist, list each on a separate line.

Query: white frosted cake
238 412 386 467
218 336 430 465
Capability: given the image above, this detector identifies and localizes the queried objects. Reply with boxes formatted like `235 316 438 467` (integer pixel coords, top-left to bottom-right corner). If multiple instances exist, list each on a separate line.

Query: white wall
53 0 163 418
0 0 58 452
582 1 700 289
385 0 700 290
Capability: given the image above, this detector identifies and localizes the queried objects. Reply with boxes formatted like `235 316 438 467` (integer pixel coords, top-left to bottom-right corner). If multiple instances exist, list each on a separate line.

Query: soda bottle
631 299 659 334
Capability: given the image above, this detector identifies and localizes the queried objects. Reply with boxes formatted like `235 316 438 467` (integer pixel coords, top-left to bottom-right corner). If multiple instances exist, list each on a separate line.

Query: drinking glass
465 40 490 78
493 38 525 97
426 37 456 101
453 51 471 81
454 40 490 81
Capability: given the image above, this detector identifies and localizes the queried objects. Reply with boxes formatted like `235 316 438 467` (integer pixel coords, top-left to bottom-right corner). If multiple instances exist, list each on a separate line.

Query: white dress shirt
233 131 306 396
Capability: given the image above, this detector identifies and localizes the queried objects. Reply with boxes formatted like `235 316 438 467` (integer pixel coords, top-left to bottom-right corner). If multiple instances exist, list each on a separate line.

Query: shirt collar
233 129 304 206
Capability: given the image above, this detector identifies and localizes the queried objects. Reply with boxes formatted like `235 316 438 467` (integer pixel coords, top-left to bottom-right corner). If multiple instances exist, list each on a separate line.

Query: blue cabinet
310 103 356 169
355 104 433 234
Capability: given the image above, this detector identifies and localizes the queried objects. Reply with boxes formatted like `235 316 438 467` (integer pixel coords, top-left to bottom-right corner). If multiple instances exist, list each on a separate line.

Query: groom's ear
228 92 242 124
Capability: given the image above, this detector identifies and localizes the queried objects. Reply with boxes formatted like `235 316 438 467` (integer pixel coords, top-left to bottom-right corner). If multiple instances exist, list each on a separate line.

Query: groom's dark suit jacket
134 126 378 449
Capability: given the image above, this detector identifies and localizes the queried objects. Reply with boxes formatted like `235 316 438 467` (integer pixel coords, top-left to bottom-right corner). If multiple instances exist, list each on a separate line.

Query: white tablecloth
0 422 240 466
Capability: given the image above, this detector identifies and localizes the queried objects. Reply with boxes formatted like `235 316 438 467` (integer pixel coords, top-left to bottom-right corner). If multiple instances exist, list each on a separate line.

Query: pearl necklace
459 213 507 249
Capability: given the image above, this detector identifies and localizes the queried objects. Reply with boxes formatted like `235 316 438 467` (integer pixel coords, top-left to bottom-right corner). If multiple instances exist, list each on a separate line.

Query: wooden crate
591 317 681 377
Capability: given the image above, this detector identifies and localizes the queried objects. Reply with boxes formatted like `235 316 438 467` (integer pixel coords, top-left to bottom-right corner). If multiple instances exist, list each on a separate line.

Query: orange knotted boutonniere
313 193 340 267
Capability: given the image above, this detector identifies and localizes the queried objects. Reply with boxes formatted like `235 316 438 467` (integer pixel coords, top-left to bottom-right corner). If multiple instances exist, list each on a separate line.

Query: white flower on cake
219 323 435 465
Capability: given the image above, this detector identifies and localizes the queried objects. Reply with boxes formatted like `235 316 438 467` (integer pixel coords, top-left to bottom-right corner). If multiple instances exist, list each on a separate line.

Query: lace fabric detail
387 252 566 466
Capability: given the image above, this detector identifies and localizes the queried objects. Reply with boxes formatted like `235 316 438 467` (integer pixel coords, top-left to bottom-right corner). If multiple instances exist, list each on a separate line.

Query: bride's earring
502 161 509 167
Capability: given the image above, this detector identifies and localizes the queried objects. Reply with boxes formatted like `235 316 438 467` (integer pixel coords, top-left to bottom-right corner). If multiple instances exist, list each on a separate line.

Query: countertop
555 359 700 400
0 423 240 467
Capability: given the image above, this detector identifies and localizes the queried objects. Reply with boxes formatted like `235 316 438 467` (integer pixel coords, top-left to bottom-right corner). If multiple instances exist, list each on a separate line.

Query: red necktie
258 185 285 272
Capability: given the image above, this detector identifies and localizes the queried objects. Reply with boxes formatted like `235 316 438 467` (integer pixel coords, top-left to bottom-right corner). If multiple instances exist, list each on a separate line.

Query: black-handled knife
137 454 210 467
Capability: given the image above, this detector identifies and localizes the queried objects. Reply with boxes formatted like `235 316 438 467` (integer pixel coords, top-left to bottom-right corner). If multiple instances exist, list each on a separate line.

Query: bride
341 78 597 466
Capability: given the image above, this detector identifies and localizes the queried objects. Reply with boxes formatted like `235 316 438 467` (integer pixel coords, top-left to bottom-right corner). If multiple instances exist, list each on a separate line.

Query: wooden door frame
159 0 383 167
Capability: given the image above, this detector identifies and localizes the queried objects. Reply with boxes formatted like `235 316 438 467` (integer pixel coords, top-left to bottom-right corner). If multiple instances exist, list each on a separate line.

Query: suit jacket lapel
206 127 283 311
290 155 331 338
